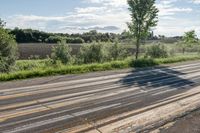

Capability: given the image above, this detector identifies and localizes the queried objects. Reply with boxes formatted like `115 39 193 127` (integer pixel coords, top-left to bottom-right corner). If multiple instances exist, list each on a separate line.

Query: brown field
18 43 81 59
18 43 137 60
17 41 181 60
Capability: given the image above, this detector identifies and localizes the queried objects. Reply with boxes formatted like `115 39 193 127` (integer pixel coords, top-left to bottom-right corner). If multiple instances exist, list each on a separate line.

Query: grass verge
0 54 200 81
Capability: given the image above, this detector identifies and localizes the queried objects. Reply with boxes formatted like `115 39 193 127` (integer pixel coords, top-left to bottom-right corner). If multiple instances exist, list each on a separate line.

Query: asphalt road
1 61 200 133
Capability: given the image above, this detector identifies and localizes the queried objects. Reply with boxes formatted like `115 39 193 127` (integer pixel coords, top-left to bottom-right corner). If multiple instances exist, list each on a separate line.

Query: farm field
18 43 82 59
17 42 188 60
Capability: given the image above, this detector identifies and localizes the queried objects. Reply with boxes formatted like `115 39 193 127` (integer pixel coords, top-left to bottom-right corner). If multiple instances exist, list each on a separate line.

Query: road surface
1 61 200 133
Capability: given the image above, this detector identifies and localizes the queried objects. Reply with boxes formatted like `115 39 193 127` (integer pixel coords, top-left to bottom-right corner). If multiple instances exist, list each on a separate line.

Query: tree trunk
135 38 140 60
182 48 185 54
135 24 141 60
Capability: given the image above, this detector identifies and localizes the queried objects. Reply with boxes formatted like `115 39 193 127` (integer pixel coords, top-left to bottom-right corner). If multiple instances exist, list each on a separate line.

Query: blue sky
0 0 200 37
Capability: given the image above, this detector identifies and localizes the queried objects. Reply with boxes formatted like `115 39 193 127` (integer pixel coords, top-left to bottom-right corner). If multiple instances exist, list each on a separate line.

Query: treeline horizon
6 27 182 44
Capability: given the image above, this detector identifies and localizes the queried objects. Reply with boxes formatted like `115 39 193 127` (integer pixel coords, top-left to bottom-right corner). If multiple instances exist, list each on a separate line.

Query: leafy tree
183 30 198 43
127 0 159 59
66 37 84 43
0 25 18 72
51 40 73 64
46 35 63 43
179 30 198 54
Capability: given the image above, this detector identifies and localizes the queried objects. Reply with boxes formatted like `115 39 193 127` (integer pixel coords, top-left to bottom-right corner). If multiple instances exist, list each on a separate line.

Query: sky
0 0 200 37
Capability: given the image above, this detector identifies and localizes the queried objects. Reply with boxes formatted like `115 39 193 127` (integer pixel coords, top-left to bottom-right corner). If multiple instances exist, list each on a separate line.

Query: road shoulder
0 60 200 90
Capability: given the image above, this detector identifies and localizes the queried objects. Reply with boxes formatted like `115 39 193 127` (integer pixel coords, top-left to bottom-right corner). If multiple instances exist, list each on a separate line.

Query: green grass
0 54 200 81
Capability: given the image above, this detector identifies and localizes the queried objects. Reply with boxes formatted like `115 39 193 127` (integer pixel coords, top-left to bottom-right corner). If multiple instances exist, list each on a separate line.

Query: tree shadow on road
118 65 197 91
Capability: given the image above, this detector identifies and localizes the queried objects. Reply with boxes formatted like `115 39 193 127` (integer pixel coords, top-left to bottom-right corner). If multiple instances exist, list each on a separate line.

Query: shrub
77 42 106 64
146 43 169 58
77 42 130 64
106 42 128 61
131 58 158 67
51 40 73 64
0 28 18 73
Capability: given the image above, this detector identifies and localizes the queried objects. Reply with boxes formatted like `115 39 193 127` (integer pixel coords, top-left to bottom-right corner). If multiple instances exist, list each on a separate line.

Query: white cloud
155 18 200 37
154 0 200 37
75 7 106 14
3 0 200 37
6 4 129 33
5 0 130 33
156 0 193 17
191 0 200 4
84 0 127 7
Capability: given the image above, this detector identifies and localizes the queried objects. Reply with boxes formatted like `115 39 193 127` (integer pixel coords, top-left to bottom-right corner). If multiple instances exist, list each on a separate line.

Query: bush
77 42 106 64
146 44 168 58
77 42 130 64
51 41 73 64
0 28 18 73
106 42 128 61
131 58 158 67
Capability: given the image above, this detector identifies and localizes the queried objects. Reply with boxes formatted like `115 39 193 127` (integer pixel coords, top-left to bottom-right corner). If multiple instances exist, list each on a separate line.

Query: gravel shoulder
159 108 200 133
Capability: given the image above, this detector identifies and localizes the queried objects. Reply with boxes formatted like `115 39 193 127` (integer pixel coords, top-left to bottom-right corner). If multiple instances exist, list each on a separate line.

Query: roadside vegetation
1 54 200 81
0 19 18 73
0 0 200 81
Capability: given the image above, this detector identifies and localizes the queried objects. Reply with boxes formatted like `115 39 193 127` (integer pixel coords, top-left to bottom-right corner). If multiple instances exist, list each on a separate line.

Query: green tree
127 0 159 59
183 30 198 42
179 30 198 54
51 40 73 64
0 24 18 73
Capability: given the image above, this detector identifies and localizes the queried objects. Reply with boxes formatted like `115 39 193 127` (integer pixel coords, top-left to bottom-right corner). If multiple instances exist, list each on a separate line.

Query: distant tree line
6 27 177 44
8 28 123 44
8 27 164 44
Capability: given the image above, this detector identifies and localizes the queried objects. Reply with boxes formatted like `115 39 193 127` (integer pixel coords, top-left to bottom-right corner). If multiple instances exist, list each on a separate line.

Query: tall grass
0 54 200 81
